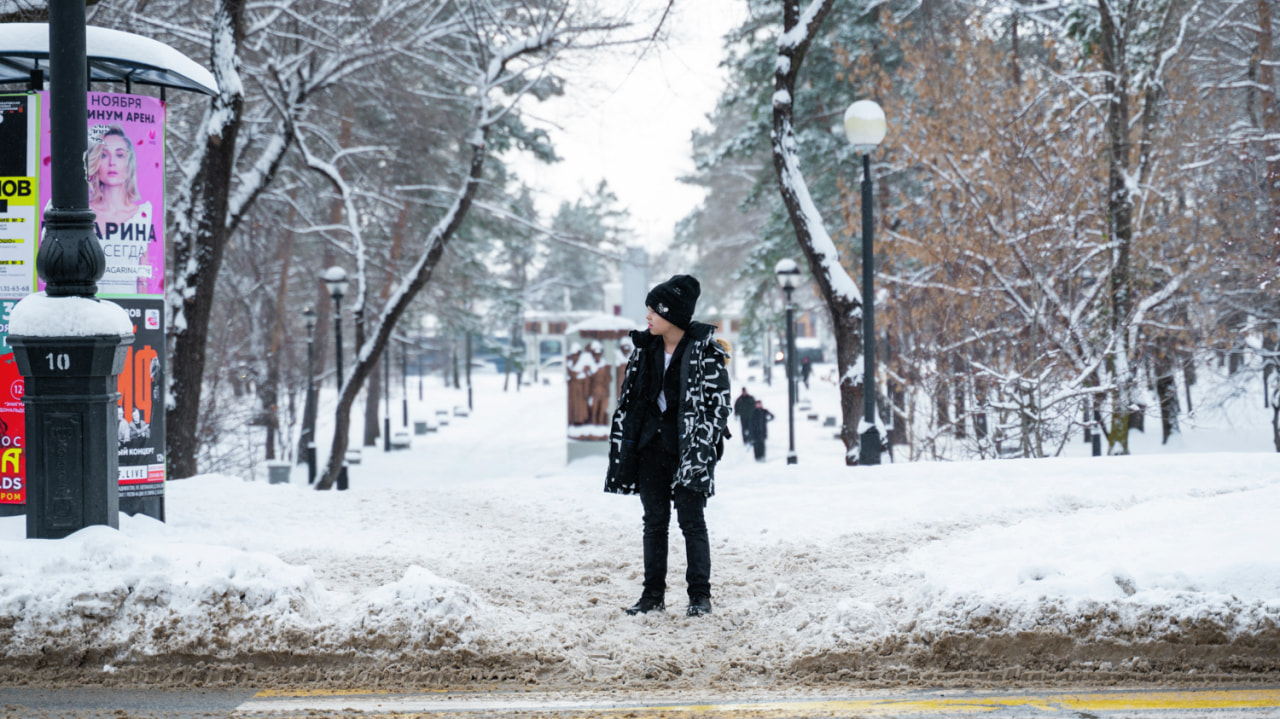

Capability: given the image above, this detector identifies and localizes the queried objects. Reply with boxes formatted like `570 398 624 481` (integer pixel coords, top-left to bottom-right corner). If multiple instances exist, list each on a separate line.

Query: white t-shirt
657 350 674 412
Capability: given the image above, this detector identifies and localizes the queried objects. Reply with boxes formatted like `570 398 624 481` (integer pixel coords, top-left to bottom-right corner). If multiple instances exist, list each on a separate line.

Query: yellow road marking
238 687 1280 716
1054 688 1280 711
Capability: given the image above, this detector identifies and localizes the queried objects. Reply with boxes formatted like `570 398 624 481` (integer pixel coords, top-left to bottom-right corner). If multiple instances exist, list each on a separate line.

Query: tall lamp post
6 0 132 538
401 339 409 427
383 349 391 452
774 258 801 466
300 306 318 484
844 99 887 465
322 267 349 388
321 266 350 490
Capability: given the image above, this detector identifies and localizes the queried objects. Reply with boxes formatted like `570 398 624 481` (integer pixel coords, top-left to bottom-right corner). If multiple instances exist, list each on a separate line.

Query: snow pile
0 483 486 666
332 566 485 654
0 518 322 662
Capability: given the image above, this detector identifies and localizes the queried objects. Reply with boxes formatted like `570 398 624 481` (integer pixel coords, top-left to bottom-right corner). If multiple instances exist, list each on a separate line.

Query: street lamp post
6 0 133 538
300 306 318 484
322 267 349 388
383 349 391 452
401 339 409 427
774 259 801 466
321 266 349 489
844 99 887 466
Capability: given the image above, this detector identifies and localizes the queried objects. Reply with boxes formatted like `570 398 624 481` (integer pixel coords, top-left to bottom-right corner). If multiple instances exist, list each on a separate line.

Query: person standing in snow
733 388 756 446
749 400 774 462
605 275 731 618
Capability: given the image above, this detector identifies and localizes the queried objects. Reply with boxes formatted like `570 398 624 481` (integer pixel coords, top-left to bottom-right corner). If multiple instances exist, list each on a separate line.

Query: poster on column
0 300 24 505
0 94 39 296
113 298 165 498
37 91 165 297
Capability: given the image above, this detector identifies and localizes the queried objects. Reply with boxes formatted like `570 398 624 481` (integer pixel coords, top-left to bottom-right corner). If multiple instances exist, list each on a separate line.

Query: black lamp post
322 267 349 388
774 258 801 466
321 266 349 490
6 0 133 538
844 99 887 466
300 306 318 484
383 350 391 452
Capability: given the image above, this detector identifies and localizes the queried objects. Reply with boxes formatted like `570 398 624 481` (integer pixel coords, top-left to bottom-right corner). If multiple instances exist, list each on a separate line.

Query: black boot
625 596 665 615
686 595 712 617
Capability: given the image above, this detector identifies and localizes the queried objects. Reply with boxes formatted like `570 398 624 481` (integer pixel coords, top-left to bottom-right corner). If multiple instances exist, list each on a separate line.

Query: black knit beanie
645 274 700 330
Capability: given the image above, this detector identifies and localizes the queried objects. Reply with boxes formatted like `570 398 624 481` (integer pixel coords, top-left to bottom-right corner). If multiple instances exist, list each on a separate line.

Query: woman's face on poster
96 135 131 186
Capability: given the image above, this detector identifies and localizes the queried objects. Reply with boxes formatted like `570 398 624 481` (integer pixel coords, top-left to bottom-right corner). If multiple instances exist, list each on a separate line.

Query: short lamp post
774 258 801 466
844 99 887 466
300 306 318 484
321 266 349 490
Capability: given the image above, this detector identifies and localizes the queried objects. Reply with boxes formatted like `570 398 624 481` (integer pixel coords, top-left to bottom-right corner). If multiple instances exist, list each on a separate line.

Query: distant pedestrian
749 400 774 461
605 274 731 618
800 357 812 390
733 388 756 446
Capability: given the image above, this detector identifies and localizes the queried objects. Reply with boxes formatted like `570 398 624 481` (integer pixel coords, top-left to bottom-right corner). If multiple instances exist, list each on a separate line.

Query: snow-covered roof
566 314 639 335
0 23 216 96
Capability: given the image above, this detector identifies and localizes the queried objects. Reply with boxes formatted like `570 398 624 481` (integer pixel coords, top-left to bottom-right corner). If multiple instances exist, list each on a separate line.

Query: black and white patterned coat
604 321 731 498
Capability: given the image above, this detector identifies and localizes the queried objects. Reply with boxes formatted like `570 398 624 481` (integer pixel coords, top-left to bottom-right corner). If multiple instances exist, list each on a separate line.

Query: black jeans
637 444 711 601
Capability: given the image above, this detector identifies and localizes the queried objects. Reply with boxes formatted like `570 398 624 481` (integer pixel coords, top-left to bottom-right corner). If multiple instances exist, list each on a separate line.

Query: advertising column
36 91 167 520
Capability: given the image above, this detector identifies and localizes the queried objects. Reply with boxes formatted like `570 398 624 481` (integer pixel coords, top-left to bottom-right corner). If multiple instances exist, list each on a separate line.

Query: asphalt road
4 686 1280 717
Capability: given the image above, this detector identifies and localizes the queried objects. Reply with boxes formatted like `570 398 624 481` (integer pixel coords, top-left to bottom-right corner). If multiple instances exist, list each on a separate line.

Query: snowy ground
1 361 1279 690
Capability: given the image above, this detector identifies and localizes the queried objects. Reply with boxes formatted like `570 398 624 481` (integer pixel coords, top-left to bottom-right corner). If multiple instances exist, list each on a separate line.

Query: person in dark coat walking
733 388 756 446
604 275 731 618
800 356 812 390
749 400 774 461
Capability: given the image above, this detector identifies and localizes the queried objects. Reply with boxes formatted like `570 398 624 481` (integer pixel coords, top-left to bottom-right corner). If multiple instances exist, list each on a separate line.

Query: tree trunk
1099 0 1133 455
770 0 866 464
1258 0 1280 279
166 0 247 479
261 218 296 460
935 375 951 436
1154 346 1179 444
363 358 381 446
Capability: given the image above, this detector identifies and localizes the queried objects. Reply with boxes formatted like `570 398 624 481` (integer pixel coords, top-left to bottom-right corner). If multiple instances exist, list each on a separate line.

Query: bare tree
313 2 636 489
160 0 462 478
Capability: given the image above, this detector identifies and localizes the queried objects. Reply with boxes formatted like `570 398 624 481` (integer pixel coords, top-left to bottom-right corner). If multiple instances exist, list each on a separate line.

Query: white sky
510 0 747 253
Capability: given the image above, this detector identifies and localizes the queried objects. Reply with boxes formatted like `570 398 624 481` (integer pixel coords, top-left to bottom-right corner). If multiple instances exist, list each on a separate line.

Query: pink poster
37 91 165 297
